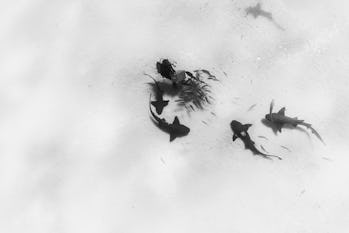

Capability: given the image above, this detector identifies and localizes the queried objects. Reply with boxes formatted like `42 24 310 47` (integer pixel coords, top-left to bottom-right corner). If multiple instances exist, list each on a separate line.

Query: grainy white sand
0 0 348 232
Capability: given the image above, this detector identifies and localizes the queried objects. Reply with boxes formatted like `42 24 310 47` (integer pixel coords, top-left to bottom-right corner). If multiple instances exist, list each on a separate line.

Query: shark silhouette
149 95 190 142
264 100 325 144
245 3 272 20
230 120 282 160
245 3 284 30
146 75 169 114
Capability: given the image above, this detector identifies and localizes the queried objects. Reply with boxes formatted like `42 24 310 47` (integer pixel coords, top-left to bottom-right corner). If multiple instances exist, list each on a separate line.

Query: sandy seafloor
0 0 349 232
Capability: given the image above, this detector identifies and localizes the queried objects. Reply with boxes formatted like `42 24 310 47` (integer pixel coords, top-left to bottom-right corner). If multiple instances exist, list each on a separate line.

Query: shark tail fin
306 125 325 145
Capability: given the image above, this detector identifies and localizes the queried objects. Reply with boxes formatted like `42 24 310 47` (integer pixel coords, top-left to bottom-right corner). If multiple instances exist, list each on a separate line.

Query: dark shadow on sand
147 81 181 97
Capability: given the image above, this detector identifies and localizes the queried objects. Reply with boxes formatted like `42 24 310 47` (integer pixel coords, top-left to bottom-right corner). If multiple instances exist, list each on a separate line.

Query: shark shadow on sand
146 80 181 97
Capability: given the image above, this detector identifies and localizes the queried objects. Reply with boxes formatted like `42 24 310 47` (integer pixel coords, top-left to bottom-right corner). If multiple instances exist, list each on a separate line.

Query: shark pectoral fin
278 107 286 115
233 134 238 141
169 133 177 142
244 124 252 131
151 100 169 114
151 101 157 107
173 116 180 125
157 101 170 114
151 101 161 113
274 123 283 132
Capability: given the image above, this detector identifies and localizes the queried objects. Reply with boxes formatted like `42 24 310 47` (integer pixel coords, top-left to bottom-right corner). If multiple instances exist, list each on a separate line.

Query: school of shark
146 59 324 160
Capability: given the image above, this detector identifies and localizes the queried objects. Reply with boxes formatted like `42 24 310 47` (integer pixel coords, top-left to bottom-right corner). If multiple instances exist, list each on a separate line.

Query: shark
245 3 272 20
264 100 325 144
230 120 282 160
245 3 284 30
149 96 190 142
146 75 169 114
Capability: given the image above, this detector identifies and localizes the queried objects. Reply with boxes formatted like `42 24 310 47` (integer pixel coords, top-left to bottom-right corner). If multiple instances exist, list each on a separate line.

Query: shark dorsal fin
173 116 180 125
278 107 286 115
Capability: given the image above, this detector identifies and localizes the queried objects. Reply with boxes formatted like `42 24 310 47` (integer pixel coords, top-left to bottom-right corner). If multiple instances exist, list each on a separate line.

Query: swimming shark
146 75 169 114
245 3 272 20
245 3 284 30
264 100 325 144
149 96 190 142
230 120 282 160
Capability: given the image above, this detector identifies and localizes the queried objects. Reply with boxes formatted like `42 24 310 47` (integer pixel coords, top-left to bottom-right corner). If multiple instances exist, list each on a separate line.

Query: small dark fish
260 145 268 153
322 157 333 162
160 157 166 165
281 145 291 152
258 135 269 140
194 69 218 81
185 71 197 80
230 120 282 160
247 104 257 112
